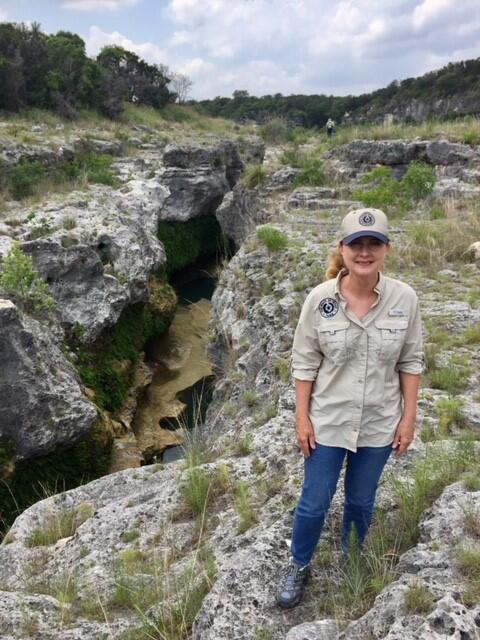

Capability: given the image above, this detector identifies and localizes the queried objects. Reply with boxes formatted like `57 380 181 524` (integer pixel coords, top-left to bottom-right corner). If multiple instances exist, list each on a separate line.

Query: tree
0 242 55 317
169 72 193 103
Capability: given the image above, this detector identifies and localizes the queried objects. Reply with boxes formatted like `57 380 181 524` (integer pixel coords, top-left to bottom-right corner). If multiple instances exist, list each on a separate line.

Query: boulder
0 299 96 460
215 184 270 248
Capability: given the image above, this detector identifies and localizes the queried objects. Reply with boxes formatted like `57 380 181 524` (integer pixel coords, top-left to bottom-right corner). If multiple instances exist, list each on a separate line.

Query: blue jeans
291 443 392 566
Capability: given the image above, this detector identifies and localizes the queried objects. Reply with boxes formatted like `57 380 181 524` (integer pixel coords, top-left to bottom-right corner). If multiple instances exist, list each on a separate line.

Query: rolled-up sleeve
395 294 423 375
291 291 323 380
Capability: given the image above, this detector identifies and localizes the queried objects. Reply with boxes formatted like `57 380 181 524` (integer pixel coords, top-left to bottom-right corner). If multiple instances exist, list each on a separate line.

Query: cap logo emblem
359 212 375 226
319 298 338 318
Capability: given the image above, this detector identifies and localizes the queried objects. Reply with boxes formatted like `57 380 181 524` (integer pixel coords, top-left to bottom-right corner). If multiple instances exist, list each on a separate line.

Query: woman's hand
392 417 415 457
296 415 316 458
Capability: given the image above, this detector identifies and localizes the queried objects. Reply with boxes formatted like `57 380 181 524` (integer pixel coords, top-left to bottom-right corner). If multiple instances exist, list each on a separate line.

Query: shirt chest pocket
317 321 350 364
375 318 408 361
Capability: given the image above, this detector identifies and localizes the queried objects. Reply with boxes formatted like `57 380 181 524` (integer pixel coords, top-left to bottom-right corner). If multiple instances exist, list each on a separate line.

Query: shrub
401 161 435 201
436 398 467 436
294 157 325 186
352 166 404 210
83 154 117 186
243 164 267 188
256 226 288 252
9 159 45 199
0 242 55 316
404 582 435 615
259 117 290 144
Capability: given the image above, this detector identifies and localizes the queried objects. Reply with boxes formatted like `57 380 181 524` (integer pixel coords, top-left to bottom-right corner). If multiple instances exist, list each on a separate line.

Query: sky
1 0 480 100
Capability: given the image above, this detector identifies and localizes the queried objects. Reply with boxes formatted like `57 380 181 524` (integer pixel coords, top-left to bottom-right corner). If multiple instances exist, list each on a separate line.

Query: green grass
256 226 288 252
26 502 94 547
243 164 267 188
429 358 471 396
436 398 467 437
234 480 258 534
404 582 435 615
456 546 480 606
316 441 477 620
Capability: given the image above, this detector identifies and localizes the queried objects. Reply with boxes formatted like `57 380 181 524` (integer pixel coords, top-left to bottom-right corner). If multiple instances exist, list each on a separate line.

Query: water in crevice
131 268 217 465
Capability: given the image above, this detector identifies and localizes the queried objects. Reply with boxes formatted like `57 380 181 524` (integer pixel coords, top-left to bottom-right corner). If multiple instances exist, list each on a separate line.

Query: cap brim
342 231 389 245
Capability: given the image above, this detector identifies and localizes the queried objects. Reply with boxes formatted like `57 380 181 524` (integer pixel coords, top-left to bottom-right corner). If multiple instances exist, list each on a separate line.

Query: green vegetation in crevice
0 420 112 540
72 277 177 412
2 152 118 202
157 215 228 275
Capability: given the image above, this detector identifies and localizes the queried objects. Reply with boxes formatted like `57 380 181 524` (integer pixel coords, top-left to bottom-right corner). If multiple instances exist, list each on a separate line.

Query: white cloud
85 26 169 64
170 30 192 46
62 0 139 12
0 9 8 21
413 0 453 30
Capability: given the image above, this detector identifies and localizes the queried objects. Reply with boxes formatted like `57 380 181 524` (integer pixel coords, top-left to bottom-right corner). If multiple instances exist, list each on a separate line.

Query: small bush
462 472 480 492
9 159 45 199
430 358 470 395
256 226 288 252
436 398 467 436
243 164 267 188
243 390 257 407
260 117 290 144
0 242 55 317
294 157 325 186
456 546 480 605
404 582 435 615
401 161 435 201
83 154 117 186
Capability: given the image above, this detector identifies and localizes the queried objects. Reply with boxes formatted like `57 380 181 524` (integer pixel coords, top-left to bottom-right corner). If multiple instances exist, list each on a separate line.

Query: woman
276 208 423 609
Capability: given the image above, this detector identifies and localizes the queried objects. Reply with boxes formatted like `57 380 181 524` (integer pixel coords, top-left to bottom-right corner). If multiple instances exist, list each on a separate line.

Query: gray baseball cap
340 208 389 245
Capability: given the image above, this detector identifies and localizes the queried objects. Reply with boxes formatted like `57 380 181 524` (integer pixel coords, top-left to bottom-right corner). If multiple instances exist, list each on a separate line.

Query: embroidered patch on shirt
388 308 407 317
319 298 338 318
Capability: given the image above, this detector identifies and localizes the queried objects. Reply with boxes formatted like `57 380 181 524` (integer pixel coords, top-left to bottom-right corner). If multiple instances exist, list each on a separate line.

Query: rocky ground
0 133 479 639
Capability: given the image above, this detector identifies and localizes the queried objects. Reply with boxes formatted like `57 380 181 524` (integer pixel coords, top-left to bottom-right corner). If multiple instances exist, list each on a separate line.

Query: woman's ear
338 242 344 256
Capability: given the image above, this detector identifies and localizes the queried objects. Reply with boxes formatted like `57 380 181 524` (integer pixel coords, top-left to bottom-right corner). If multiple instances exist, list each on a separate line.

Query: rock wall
0 299 97 460
350 92 480 124
0 136 263 464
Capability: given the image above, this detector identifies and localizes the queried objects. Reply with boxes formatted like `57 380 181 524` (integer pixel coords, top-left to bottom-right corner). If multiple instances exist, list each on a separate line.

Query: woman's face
339 236 390 278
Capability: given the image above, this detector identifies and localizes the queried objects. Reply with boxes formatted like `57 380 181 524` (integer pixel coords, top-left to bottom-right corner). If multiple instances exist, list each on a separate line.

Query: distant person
326 118 335 138
276 208 423 609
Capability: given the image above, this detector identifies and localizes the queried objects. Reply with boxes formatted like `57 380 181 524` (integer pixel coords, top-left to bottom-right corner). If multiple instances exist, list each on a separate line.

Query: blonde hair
325 247 346 280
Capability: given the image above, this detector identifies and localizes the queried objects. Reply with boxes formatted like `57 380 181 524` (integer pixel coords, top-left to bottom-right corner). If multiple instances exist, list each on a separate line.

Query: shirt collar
334 269 385 299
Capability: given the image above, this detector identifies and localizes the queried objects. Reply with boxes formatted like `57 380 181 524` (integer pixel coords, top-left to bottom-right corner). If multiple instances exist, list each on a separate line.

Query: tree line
195 57 480 127
0 22 191 119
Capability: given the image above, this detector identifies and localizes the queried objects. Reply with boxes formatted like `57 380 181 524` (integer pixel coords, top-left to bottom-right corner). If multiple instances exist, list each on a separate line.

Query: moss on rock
74 277 177 412
158 215 226 274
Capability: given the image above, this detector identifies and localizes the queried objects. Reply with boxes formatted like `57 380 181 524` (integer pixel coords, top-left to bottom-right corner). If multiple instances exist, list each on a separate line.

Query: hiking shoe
276 560 309 609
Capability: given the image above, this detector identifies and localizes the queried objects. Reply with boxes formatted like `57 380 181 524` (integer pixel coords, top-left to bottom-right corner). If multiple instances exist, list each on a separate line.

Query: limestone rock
467 241 480 261
159 166 229 222
266 167 302 191
286 620 340 640
0 299 96 460
162 139 244 188
340 483 480 640
215 184 270 248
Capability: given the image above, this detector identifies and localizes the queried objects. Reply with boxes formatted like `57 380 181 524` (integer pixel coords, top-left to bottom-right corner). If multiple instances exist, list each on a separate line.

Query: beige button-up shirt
291 270 423 452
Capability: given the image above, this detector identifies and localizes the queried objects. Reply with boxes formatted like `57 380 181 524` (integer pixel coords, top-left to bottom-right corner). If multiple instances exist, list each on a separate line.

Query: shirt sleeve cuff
292 369 318 381
396 365 423 375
